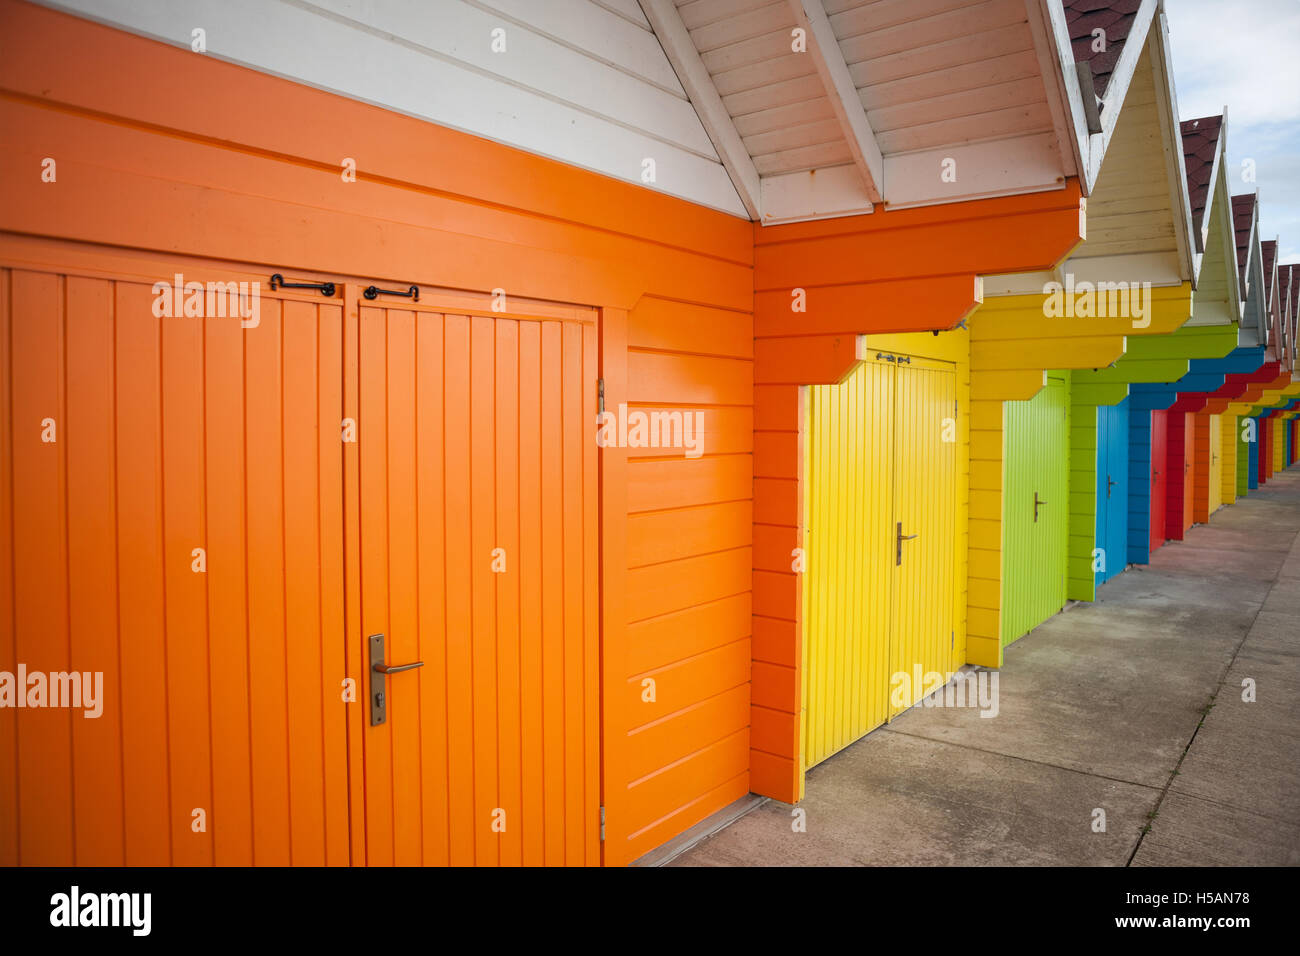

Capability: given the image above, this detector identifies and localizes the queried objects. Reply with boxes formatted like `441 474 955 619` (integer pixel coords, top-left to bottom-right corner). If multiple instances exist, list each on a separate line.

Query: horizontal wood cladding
754 186 1085 292
621 289 754 862
0 3 753 307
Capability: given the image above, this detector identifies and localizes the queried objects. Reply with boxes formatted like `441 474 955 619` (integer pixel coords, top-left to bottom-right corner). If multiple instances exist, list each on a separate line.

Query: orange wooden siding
622 296 753 862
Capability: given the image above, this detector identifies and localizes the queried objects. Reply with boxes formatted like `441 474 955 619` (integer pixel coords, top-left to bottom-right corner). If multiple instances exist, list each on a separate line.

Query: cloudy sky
1164 0 1300 262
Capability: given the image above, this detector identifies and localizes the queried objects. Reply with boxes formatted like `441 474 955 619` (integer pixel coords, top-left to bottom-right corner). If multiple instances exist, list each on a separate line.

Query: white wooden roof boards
644 0 1184 224
650 0 1084 222
42 0 1193 231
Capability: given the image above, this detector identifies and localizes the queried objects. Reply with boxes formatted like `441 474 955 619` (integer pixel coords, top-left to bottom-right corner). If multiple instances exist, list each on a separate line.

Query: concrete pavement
669 469 1300 866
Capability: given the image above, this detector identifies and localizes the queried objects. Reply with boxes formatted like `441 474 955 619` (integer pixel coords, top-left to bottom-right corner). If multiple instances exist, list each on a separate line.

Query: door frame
799 349 960 769
0 237 621 866
337 282 610 866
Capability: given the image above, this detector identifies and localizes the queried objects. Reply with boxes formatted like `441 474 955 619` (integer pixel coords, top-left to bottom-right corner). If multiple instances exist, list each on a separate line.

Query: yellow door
890 358 958 715
1220 415 1238 505
802 353 958 769
802 356 893 767
1207 415 1223 513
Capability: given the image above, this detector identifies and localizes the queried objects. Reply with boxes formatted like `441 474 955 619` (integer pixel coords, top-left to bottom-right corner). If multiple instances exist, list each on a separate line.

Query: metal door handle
369 633 422 726
896 522 918 566
1106 475 1116 499
1034 491 1047 522
374 661 423 674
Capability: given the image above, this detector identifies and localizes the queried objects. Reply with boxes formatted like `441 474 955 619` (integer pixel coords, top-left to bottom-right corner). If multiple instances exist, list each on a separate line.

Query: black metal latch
369 633 423 727
363 284 419 303
269 273 336 296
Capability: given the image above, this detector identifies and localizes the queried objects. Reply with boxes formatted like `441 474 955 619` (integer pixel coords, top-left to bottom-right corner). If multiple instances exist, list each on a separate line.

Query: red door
1259 419 1272 484
1181 412 1195 537
1150 410 1168 553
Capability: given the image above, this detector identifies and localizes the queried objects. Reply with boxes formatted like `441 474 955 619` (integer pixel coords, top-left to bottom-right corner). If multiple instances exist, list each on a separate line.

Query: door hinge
600 806 606 841
597 378 605 414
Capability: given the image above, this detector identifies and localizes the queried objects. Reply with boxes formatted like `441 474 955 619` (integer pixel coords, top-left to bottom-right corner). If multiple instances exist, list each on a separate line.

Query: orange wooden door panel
0 251 349 866
354 293 600 866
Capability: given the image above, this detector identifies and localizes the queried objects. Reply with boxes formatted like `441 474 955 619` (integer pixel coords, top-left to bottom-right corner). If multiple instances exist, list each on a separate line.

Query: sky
1164 0 1300 263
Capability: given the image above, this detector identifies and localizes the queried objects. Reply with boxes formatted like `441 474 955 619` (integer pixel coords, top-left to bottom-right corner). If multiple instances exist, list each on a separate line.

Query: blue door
1248 417 1260 489
1095 399 1130 587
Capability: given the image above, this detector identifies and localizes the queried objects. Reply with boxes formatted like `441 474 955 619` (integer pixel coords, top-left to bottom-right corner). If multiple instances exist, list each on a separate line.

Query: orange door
0 242 350 865
352 289 601 866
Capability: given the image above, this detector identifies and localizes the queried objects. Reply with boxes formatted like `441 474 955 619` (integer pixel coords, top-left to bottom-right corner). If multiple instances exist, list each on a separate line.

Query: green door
1002 375 1070 646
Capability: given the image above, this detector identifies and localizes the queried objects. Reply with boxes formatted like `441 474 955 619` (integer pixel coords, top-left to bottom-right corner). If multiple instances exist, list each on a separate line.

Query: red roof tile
1291 268 1300 361
1062 0 1142 98
1181 115 1222 240
1231 193 1255 299
1262 239 1278 309
1290 266 1300 323
1280 264 1295 333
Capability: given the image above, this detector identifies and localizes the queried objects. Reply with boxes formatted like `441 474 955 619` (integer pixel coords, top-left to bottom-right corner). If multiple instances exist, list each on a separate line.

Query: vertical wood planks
316 301 350 866
355 300 599 867
244 298 291 865
283 300 328 865
414 308 450 866
1149 410 1168 551
10 270 74 864
113 281 171 864
385 307 421 866
802 353 958 768
65 276 126 865
1002 375 1069 645
0 269 14 866
204 281 253 865
159 276 212 866
517 320 545 866
469 315 499 866
2 258 350 867
494 319 522 867
442 312 474 865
